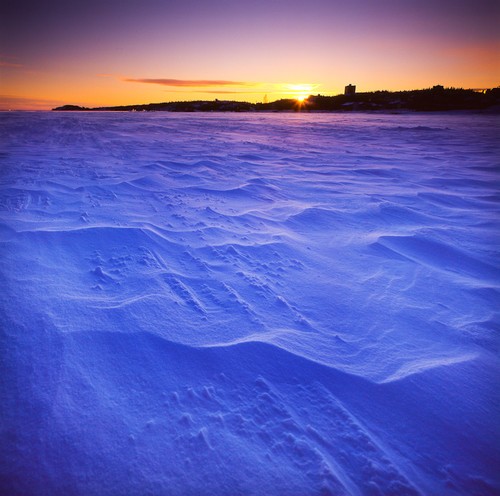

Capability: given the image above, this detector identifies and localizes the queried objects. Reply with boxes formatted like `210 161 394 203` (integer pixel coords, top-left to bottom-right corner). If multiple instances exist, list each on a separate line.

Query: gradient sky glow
1 0 499 109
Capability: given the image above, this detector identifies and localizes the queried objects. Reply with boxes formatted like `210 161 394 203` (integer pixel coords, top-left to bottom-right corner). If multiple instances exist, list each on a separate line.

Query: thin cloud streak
0 61 23 68
0 94 65 110
124 78 256 87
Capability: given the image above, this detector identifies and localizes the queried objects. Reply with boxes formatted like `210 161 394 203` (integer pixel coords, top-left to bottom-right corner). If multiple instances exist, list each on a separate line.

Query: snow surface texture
1 111 499 495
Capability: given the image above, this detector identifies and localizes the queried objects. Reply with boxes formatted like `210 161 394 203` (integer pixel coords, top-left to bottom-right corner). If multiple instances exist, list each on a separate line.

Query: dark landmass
54 86 500 112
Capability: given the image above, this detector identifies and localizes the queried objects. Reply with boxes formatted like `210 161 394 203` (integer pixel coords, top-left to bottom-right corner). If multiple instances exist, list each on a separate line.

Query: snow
1 111 499 495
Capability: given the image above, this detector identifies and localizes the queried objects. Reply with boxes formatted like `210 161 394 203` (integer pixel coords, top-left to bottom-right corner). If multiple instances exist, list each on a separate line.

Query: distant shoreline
46 108 500 115
52 86 500 113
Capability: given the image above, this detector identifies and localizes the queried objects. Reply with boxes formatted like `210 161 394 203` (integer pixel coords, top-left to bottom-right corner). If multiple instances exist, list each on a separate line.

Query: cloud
0 61 23 68
0 95 65 110
123 78 255 87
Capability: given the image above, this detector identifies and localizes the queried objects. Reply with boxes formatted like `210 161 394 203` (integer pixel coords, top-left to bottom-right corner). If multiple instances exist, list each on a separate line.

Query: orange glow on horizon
1 0 499 110
287 84 317 102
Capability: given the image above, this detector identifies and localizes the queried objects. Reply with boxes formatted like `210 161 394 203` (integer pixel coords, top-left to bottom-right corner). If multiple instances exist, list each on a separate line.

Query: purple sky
1 0 498 108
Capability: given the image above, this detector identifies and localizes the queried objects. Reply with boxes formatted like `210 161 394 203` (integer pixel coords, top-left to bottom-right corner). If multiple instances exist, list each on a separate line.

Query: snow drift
1 111 499 495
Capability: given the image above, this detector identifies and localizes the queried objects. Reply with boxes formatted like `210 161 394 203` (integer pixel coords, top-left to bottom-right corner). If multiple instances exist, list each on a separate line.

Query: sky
1 0 499 109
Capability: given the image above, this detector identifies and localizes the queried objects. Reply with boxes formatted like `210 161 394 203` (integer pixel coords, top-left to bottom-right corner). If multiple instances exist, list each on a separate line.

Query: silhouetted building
345 84 356 96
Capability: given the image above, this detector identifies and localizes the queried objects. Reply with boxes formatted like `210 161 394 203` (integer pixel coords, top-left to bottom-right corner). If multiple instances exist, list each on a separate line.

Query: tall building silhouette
345 84 356 96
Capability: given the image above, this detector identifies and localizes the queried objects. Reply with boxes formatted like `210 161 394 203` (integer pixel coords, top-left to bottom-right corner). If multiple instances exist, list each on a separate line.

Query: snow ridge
1 111 499 495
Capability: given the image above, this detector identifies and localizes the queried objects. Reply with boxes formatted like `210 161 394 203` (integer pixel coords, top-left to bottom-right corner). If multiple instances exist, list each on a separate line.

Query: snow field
1 111 499 495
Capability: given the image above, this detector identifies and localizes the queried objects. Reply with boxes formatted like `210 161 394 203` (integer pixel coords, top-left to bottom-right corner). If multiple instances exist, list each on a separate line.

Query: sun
285 83 317 103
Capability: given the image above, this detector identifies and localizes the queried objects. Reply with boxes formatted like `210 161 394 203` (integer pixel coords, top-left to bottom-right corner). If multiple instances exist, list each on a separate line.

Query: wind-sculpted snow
1 111 499 495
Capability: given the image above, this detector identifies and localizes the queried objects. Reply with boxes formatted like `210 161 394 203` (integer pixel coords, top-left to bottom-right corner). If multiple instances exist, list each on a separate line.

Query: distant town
54 85 500 112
